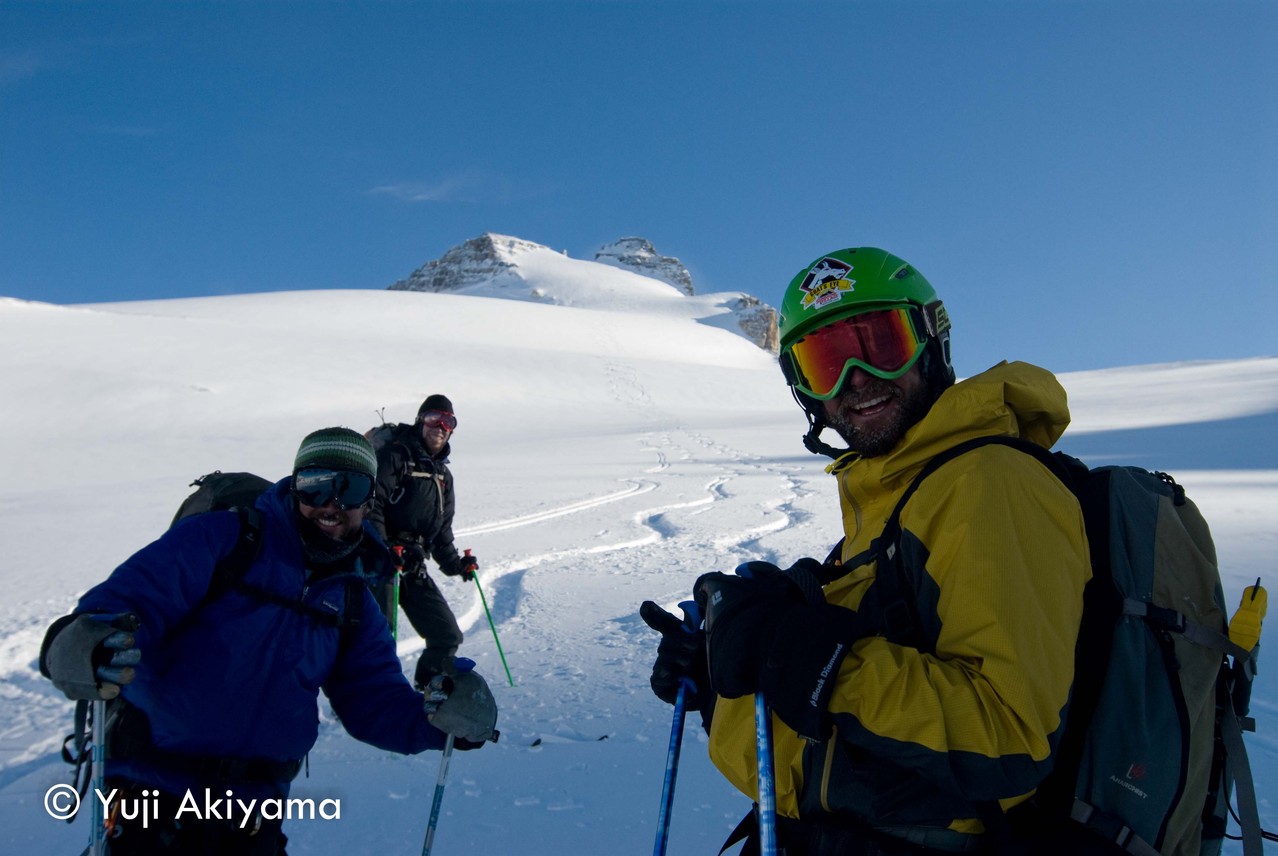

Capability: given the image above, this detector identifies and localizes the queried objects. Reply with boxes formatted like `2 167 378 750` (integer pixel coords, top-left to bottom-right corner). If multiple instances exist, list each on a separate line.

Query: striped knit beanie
293 427 378 480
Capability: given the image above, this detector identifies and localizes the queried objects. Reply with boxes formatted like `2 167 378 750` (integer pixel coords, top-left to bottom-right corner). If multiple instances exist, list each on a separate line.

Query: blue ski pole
755 694 778 856
90 698 107 856
652 600 701 856
421 734 455 856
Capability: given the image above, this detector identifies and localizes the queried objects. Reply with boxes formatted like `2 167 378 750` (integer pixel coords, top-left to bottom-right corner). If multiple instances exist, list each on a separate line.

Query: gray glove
423 667 499 747
41 613 141 701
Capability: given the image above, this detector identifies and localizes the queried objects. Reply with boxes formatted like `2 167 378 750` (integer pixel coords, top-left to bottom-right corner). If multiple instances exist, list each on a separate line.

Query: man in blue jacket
40 427 498 855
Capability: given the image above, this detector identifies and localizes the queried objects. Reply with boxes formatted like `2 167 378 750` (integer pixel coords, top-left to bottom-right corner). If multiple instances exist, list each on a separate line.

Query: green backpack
848 436 1268 856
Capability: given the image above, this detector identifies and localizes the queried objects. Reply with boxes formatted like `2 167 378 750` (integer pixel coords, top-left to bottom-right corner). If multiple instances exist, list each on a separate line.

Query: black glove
458 551 478 583
415 647 458 689
423 657 499 749
695 559 866 740
40 613 142 701
694 561 810 699
639 600 707 708
395 543 427 575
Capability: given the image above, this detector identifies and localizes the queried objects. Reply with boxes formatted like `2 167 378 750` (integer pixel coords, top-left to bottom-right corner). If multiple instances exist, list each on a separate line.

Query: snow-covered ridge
388 232 779 353
1058 356 1278 433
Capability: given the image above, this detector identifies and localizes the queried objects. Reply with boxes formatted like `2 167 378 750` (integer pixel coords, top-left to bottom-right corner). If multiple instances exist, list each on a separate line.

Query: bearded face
821 364 935 458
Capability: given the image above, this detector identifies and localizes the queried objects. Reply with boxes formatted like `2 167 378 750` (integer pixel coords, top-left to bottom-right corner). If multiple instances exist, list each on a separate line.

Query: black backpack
837 436 1269 855
170 470 273 526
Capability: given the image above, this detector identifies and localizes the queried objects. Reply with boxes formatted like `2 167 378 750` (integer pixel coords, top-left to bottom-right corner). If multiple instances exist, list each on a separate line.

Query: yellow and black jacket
708 361 1090 850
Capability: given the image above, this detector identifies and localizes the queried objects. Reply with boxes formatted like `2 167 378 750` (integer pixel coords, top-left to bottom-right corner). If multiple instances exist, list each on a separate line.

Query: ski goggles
782 306 928 400
292 468 375 509
418 410 457 432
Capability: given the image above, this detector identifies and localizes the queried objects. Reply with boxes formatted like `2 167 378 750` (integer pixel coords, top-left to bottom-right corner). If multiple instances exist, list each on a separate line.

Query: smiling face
420 418 452 456
821 363 934 457
296 498 366 542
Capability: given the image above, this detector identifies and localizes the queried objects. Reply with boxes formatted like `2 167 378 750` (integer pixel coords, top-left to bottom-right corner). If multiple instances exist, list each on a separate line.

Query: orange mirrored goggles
783 307 927 400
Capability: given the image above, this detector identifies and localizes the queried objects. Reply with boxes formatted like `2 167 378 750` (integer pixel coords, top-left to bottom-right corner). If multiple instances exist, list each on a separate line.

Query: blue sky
2 0 1275 377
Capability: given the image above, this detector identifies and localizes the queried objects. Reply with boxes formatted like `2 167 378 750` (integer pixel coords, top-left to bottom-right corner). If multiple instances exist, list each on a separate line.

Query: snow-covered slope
0 289 1274 854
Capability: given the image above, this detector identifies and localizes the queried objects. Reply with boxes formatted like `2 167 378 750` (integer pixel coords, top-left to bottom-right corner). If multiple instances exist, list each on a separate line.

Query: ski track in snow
431 427 825 755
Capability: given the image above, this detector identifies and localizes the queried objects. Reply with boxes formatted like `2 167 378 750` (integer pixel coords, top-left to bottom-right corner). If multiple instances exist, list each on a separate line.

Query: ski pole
654 679 692 856
467 550 514 687
755 694 778 856
653 600 701 856
421 734 455 856
390 546 405 641
90 698 107 856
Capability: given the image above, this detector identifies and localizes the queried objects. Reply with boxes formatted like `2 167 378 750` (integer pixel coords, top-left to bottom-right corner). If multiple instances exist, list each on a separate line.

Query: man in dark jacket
41 427 498 855
368 394 478 687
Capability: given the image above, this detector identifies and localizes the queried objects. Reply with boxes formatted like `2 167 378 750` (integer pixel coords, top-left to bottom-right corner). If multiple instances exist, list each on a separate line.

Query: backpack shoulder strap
854 435 1077 647
814 436 1071 588
338 577 364 653
165 507 264 641
206 507 264 601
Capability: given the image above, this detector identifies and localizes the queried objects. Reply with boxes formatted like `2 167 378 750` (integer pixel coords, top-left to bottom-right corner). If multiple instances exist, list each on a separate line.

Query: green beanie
293 427 378 480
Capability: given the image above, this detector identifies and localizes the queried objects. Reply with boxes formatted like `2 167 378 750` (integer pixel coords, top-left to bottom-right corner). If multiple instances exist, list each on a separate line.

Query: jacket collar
831 360 1071 492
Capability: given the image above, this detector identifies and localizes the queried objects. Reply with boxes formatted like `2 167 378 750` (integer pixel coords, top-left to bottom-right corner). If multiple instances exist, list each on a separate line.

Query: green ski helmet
778 247 955 457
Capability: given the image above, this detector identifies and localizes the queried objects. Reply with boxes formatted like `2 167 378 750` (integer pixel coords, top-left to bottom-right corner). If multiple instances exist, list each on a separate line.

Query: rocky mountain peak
388 232 546 293
594 237 695 296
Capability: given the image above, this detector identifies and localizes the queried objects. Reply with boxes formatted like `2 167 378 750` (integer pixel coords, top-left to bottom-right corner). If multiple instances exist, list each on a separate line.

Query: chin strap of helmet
793 388 849 460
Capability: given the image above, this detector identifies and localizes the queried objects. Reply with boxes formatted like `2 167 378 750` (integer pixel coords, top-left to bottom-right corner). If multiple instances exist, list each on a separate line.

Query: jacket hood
832 360 1071 489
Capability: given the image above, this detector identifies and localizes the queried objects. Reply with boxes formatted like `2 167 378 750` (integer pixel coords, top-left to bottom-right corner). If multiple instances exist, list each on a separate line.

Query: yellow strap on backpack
1228 579 1267 652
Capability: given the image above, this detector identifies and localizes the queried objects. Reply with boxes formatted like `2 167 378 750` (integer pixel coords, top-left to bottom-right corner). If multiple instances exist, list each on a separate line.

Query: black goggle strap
780 345 851 460
922 300 950 338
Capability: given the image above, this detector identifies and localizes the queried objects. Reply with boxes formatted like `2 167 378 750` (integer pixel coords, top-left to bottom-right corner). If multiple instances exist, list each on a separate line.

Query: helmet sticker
799 257 856 310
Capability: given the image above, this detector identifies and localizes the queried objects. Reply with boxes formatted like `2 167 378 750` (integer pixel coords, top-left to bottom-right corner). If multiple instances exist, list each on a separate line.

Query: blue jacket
77 478 446 798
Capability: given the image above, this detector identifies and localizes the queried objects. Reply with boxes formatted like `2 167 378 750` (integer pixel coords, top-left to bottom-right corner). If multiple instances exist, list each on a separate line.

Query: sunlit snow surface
1 289 1274 854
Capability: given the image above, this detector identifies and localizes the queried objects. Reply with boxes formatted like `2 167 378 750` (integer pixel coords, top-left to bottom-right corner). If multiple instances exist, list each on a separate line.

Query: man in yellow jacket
642 247 1091 855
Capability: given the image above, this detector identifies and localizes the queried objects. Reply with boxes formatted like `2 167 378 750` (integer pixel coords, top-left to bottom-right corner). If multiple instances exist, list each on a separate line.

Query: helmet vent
893 266 912 280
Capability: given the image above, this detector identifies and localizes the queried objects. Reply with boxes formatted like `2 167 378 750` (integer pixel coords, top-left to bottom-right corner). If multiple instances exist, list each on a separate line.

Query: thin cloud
369 172 513 204
86 123 159 138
